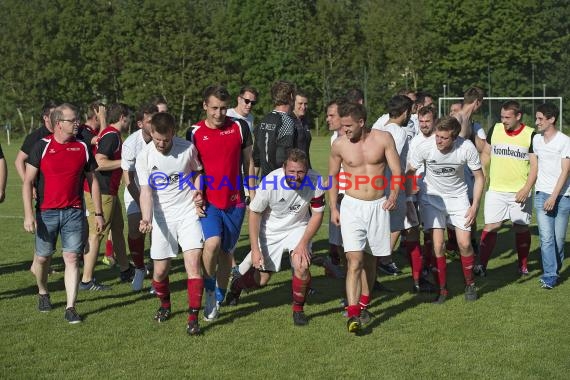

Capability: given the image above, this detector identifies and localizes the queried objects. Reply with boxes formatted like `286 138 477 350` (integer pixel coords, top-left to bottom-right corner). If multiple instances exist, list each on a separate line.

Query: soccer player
477 101 537 276
0 143 6 203
329 102 401 333
121 103 158 291
253 80 297 179
136 112 205 335
407 116 484 303
23 103 104 324
292 89 312 168
533 102 570 289
226 85 258 133
81 103 132 290
225 149 324 326
189 85 254 321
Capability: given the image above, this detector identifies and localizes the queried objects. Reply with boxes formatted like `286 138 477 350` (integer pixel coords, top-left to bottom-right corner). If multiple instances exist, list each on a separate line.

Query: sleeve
237 119 253 149
276 114 296 166
0 143 4 159
252 124 260 167
408 140 425 170
135 148 150 187
473 122 487 140
371 114 389 131
20 131 39 155
465 141 482 171
248 187 270 213
78 127 95 146
26 140 46 169
121 140 136 171
97 132 119 157
189 144 204 172
84 145 98 172
310 175 325 212
529 131 537 153
561 137 570 159
486 124 496 144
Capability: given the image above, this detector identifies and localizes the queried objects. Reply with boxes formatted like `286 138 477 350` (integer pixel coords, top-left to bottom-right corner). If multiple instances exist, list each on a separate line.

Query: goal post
438 96 563 130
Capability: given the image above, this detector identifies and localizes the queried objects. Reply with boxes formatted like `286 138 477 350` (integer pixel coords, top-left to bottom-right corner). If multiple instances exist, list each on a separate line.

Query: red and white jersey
409 135 481 198
136 137 203 222
249 168 325 235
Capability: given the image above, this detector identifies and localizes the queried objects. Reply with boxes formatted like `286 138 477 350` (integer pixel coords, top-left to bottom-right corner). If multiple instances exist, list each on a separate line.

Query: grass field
1 134 569 379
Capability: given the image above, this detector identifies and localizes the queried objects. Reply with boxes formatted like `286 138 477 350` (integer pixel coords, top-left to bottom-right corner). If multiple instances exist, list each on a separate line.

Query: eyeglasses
59 118 79 124
240 96 257 106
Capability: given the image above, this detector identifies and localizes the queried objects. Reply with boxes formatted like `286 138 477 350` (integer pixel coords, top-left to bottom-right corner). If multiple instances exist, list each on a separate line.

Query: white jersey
373 113 419 142
136 137 203 221
408 132 432 194
227 108 254 133
409 135 481 198
533 131 570 196
374 123 408 195
249 168 325 235
121 130 150 204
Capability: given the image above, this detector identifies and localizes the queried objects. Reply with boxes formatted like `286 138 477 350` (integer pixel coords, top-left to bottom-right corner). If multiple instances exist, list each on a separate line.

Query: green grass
1 135 569 379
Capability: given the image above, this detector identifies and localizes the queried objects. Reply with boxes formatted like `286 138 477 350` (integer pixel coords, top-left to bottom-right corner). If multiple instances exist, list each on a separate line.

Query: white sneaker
132 268 145 291
203 290 219 321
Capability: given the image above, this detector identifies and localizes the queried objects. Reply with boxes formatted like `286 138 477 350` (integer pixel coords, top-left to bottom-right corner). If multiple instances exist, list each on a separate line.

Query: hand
383 196 397 211
24 215 36 233
251 248 265 271
330 207 340 226
96 104 106 124
95 215 105 233
291 243 311 272
464 206 477 228
139 219 152 234
32 187 37 200
543 195 557 212
515 188 529 204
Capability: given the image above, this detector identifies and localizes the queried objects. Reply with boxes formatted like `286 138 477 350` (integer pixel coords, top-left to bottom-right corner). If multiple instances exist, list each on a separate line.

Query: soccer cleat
64 307 82 324
473 264 487 277
154 306 171 322
101 255 116 267
293 311 309 326
79 278 112 291
464 284 478 301
120 265 136 283
187 320 201 336
519 266 529 276
359 309 373 325
378 262 402 276
432 289 448 304
38 293 52 312
230 266 241 281
412 278 438 293
204 301 220 321
347 316 361 333
131 268 146 292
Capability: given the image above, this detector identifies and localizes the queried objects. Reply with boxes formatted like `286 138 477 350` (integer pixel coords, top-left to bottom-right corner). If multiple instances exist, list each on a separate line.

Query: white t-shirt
372 113 419 142
121 130 150 203
408 132 432 194
136 137 203 221
409 135 481 197
533 131 570 196
227 108 254 133
250 168 325 235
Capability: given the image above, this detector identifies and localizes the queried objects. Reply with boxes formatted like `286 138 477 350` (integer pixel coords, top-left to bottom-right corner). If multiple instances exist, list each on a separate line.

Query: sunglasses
240 96 257 106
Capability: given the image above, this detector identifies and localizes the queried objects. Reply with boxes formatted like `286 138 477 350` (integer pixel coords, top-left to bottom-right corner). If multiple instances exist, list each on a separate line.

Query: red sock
423 232 435 268
460 254 475 285
152 277 170 309
346 304 361 318
292 274 310 312
236 268 260 291
515 230 531 269
436 256 447 290
479 230 497 268
446 227 458 250
128 236 145 269
405 240 423 282
359 294 370 310
187 278 204 322
105 239 114 257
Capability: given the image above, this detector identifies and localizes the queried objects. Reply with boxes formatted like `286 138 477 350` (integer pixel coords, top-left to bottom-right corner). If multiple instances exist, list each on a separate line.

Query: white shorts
124 189 141 216
390 193 420 232
484 190 532 225
421 194 472 231
150 216 204 260
328 197 343 246
340 195 390 257
258 226 309 272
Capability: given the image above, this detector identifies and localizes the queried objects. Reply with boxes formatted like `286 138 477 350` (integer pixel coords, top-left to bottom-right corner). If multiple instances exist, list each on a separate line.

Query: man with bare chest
329 102 402 333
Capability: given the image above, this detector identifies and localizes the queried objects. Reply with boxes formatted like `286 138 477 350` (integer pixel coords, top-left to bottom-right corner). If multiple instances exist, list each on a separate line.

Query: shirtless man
329 102 401 333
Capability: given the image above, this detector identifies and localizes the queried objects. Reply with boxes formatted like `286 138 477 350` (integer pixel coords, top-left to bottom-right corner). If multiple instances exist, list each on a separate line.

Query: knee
35 255 50 265
346 257 363 272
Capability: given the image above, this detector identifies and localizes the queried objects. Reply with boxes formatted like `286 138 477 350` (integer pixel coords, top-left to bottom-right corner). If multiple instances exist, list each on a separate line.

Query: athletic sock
460 254 475 285
105 239 113 258
405 240 423 282
187 278 203 322
235 268 260 291
436 256 447 290
292 274 310 312
204 276 216 292
515 230 531 269
128 236 145 269
215 287 226 304
359 294 370 310
346 304 361 319
479 230 498 268
152 277 171 309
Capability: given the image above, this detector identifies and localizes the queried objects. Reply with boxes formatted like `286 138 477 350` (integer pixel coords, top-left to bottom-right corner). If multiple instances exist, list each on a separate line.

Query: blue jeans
36 208 86 256
534 191 570 285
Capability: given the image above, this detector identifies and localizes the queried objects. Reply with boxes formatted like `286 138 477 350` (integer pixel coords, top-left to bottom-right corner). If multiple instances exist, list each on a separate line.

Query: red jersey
26 136 97 210
88 125 123 196
190 117 252 209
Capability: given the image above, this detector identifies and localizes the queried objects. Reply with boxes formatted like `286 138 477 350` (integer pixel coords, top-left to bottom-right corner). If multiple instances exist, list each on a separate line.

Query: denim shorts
35 208 86 256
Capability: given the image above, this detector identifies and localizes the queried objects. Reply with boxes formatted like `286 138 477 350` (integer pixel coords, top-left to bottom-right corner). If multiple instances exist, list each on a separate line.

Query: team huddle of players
18 82 570 335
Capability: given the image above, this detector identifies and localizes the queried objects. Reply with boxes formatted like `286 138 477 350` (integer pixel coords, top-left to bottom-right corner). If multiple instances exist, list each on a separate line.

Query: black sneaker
187 320 201 336
64 307 82 324
38 294 52 312
359 309 373 325
293 311 309 326
378 262 402 276
464 284 478 301
432 290 448 304
154 306 171 322
473 264 487 277
347 316 361 333
120 265 136 282
412 278 438 293
79 279 112 291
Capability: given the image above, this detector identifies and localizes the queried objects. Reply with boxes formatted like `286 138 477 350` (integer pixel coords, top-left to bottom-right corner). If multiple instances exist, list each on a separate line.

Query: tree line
0 0 568 135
